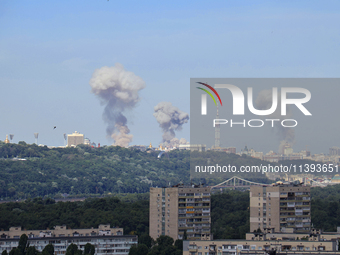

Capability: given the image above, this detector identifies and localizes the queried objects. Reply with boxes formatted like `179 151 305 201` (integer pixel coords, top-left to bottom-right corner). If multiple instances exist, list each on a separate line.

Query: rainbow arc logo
196 82 222 107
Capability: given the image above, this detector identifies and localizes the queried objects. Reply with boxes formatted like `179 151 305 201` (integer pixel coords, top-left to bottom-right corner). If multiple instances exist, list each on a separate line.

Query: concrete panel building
0 225 136 255
0 224 123 239
149 185 211 241
250 183 311 233
183 239 338 255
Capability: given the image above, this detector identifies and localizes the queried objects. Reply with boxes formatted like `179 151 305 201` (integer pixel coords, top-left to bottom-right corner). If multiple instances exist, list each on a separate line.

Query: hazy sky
0 1 339 153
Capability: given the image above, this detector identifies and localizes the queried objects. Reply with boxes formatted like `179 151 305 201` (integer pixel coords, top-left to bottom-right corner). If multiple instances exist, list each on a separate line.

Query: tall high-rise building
67 131 84 147
149 185 211 241
250 183 311 233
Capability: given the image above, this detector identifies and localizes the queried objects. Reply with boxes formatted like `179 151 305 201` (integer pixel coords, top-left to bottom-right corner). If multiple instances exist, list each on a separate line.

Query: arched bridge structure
210 176 267 190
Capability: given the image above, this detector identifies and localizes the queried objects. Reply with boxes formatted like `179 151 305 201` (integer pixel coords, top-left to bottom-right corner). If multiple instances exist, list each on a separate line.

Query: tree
2 250 8 255
136 244 148 255
26 247 39 255
156 235 174 247
147 235 182 255
128 245 138 255
174 240 183 251
17 234 28 255
84 243 95 255
138 234 153 249
42 244 54 255
66 244 82 255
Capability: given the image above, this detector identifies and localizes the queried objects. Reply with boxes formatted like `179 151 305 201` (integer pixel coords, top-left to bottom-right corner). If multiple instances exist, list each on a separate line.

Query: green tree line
0 186 340 241
0 142 278 200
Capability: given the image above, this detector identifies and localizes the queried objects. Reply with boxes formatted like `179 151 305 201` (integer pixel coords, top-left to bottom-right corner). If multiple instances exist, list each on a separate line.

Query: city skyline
1 1 340 153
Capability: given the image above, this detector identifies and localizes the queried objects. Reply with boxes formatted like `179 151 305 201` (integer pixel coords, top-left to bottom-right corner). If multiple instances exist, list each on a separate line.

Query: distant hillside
0 142 192 199
0 142 314 199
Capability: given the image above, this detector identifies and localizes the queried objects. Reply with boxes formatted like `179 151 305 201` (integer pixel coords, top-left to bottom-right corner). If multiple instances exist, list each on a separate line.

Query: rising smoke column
90 63 145 147
255 89 294 154
153 102 189 143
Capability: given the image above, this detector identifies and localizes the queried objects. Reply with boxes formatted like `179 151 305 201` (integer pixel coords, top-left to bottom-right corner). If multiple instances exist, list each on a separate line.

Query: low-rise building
0 235 137 255
183 239 339 255
0 224 123 239
0 225 136 255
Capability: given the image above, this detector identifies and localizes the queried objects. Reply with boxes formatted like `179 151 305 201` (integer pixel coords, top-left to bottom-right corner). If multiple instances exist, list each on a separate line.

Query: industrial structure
149 185 211 241
34 133 39 145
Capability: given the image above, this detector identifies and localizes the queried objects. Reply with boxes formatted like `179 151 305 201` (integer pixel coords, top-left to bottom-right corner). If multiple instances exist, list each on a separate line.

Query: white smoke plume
153 102 189 143
90 63 145 147
255 89 294 154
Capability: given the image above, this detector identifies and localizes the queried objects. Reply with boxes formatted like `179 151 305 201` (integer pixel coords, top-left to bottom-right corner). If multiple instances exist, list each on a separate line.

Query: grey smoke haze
162 137 189 148
255 89 294 154
153 102 189 143
90 63 145 147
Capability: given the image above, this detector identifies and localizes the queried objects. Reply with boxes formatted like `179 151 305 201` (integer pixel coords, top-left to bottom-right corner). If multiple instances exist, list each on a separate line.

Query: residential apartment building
250 183 311 233
246 228 340 242
0 235 137 255
0 224 123 239
149 185 211 241
0 224 136 255
183 239 338 255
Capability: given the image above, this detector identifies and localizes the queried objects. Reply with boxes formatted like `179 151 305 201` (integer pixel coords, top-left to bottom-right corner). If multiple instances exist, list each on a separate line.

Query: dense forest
1 185 340 239
0 142 277 200
2 141 328 200
0 142 190 199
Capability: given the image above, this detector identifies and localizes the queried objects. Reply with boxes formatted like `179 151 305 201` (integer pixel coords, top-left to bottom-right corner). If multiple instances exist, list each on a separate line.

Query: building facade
149 185 211 241
67 131 84 147
183 239 338 255
0 225 123 239
250 184 311 233
0 235 137 255
0 225 136 255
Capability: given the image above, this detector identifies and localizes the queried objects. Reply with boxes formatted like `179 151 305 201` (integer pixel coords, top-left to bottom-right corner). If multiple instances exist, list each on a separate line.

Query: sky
0 0 339 154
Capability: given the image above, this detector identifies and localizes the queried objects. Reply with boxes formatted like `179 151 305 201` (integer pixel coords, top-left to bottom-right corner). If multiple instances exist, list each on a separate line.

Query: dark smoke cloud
90 63 145 147
255 89 294 154
153 102 189 143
